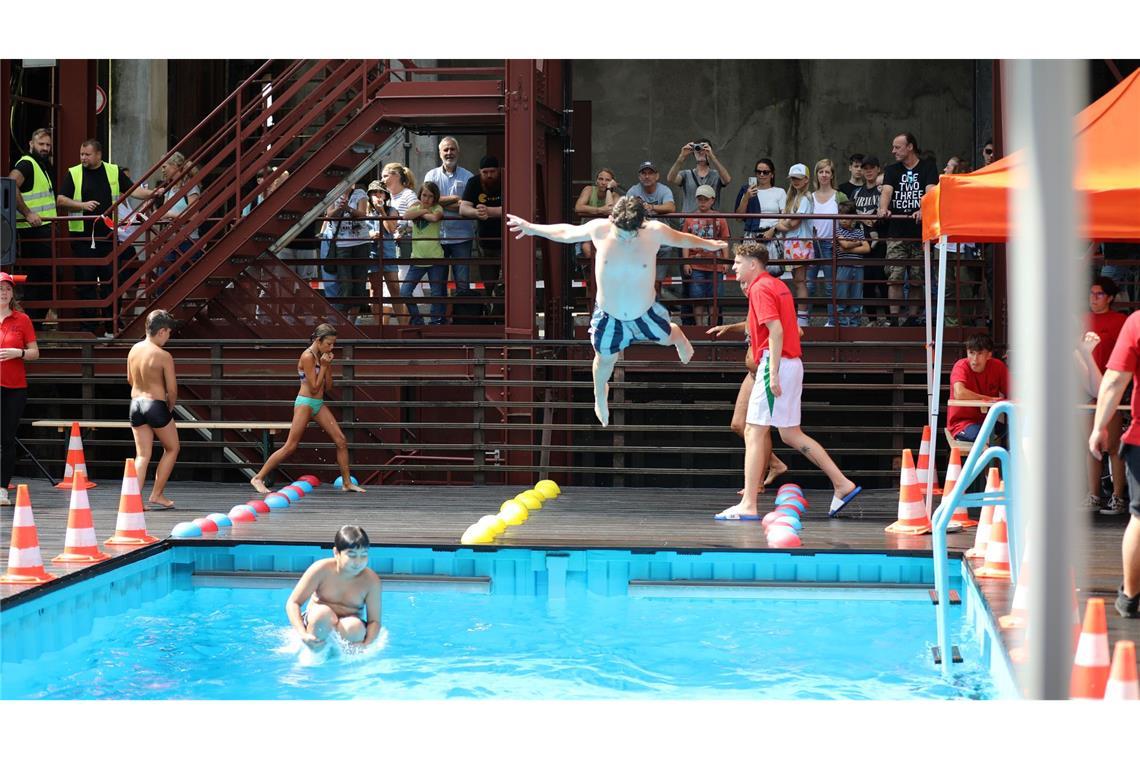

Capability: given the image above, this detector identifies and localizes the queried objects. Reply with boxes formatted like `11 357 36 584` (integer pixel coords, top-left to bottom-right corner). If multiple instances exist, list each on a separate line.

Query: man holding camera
667 140 733 212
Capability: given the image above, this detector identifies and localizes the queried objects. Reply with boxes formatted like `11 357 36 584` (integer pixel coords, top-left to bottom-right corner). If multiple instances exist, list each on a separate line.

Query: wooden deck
3 479 1137 676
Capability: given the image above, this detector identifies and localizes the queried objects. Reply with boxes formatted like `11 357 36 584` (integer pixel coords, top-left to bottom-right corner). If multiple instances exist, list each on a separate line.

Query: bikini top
299 349 323 380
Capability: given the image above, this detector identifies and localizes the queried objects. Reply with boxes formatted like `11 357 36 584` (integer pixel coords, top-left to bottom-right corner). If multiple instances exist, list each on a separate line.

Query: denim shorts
1119 444 1140 517
372 238 399 273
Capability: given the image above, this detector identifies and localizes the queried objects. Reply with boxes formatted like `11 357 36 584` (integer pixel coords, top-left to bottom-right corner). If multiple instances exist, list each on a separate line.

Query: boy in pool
286 526 382 651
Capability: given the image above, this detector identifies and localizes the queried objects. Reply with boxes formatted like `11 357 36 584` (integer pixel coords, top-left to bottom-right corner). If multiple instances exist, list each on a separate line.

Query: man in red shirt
947 334 1009 442
1083 276 1129 514
1089 310 1140 618
715 241 860 520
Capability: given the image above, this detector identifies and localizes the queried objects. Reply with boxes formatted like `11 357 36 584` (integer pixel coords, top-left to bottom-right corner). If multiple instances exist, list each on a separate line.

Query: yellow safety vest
14 154 57 228
67 162 121 233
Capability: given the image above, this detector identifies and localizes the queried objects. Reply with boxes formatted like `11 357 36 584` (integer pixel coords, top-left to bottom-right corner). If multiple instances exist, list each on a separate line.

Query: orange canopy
922 69 1140 243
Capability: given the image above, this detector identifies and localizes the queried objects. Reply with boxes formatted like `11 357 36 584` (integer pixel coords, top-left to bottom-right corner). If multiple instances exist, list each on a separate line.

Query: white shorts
746 352 803 428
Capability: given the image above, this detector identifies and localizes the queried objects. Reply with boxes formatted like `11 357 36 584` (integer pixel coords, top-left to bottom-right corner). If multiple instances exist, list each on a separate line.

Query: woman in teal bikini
251 324 365 494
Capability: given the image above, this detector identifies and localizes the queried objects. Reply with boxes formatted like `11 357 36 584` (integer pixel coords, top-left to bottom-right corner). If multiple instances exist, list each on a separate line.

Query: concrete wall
109 60 168 182
572 59 977 192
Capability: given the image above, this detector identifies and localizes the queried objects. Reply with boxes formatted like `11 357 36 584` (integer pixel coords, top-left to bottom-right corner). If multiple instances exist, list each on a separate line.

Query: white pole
927 236 949 521
1006 59 1086 700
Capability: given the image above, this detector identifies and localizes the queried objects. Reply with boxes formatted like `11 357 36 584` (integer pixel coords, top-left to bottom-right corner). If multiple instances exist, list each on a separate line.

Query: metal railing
930 401 1021 677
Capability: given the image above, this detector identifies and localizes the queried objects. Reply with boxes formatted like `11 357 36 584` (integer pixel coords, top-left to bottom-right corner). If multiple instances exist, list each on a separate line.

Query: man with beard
56 139 155 336
459 156 504 300
8 128 56 318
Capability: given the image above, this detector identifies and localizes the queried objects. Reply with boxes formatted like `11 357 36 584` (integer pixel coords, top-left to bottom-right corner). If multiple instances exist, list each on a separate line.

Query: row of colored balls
170 475 323 537
460 480 561 545
765 484 808 549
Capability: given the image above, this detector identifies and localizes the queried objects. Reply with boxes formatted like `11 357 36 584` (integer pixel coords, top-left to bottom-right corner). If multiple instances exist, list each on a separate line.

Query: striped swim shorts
589 301 674 356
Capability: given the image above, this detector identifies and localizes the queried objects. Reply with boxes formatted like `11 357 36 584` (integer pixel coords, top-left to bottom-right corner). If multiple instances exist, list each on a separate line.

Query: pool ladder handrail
931 401 1022 677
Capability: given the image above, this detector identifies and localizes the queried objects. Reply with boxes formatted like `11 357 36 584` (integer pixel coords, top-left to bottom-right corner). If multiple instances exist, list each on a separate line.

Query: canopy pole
1007 58 1086 700
926 236 949 522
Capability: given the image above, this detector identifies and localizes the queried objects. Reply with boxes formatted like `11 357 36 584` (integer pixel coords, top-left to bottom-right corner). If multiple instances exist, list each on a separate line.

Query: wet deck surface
3 479 1137 677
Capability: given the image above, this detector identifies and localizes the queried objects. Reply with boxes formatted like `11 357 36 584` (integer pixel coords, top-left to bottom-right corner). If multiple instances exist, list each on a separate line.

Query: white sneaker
0 487 9 506
1083 493 1104 512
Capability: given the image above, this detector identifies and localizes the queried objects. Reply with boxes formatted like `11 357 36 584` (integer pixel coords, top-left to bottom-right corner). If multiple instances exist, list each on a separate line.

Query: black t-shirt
838 181 862 198
461 175 503 245
881 159 939 240
851 184 884 238
13 157 54 193
59 163 136 236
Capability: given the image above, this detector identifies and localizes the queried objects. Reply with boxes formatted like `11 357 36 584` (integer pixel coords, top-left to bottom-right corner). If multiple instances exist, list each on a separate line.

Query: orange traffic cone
0 484 56 584
1104 640 1138 700
1009 575 1080 665
965 468 1002 559
999 537 1031 629
975 509 1011 579
916 425 942 497
943 448 978 528
1071 598 1111 699
55 422 96 489
105 459 158 546
886 449 931 534
52 471 110 564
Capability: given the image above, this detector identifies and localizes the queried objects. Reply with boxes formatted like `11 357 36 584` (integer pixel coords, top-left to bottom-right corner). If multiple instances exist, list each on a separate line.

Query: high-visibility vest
67 162 121 232
14 155 57 229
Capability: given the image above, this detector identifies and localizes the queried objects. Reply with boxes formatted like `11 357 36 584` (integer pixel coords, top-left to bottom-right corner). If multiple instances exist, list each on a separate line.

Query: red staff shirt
1087 309 1128 373
946 356 1009 437
1107 311 1140 445
0 310 36 389
746 273 801 365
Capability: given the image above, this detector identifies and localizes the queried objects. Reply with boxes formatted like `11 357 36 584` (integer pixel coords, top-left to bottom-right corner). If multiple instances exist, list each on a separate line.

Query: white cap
695 185 716 199
787 163 809 179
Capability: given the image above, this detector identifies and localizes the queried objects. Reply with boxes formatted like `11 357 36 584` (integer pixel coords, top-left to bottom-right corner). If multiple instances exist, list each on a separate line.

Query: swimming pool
0 544 1016 699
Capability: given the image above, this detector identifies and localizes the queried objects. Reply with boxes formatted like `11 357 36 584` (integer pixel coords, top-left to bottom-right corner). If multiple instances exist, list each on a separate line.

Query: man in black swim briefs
126 310 181 509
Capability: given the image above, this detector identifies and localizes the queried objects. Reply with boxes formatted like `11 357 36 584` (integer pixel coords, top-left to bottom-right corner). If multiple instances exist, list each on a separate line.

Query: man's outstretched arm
507 214 595 243
656 223 729 252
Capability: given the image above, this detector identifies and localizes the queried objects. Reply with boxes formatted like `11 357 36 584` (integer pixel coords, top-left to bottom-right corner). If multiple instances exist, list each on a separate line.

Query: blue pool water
2 584 995 699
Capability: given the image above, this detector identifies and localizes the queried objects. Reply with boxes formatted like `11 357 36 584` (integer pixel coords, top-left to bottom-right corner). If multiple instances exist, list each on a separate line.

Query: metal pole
1006 59 1086 700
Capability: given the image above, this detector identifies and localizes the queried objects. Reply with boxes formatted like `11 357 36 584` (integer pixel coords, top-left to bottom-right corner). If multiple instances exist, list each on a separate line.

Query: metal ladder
930 401 1022 676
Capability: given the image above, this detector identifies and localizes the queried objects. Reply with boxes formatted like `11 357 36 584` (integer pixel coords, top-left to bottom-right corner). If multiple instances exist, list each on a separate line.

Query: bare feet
764 459 788 486
343 482 366 493
146 495 175 510
251 477 270 495
594 399 609 427
676 336 694 364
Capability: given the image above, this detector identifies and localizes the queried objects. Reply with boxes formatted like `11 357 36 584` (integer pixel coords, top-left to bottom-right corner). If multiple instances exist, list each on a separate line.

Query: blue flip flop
714 511 761 521
828 486 862 517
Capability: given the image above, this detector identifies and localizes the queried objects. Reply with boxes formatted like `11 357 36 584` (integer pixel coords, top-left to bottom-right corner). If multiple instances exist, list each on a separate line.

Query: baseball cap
638 160 658 172
860 155 881 168
367 179 385 193
479 155 500 169
0 272 28 285
787 163 809 179
695 185 716 199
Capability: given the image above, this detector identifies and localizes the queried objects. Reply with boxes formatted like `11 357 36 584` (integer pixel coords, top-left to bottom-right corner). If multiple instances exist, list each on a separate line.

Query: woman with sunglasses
735 159 786 276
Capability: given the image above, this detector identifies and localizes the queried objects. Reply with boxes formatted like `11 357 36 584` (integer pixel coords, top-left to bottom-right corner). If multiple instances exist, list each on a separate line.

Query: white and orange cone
974 508 1011 579
916 425 942 497
55 422 96 489
0 484 56 584
999 537 1031 629
52 471 110 564
1104 640 1138 700
1071 598 1111 699
965 468 1002 559
105 459 158 546
886 449 931 535
943 447 978 528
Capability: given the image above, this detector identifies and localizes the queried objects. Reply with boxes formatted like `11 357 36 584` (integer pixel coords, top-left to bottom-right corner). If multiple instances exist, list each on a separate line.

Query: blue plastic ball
265 494 290 510
206 512 233 527
332 475 359 488
171 521 203 538
292 480 314 494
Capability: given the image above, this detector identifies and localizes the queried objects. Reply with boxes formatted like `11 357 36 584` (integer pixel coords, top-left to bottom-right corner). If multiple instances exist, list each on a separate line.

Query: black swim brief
129 398 173 428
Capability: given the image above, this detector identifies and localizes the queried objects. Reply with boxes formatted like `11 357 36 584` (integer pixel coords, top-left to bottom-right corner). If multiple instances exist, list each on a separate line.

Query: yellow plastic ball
477 514 507 536
460 523 494 545
535 480 560 499
499 499 529 526
515 492 542 511
523 488 546 503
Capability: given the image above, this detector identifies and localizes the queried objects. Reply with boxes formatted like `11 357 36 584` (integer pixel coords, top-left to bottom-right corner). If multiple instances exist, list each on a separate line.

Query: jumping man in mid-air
508 197 727 426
